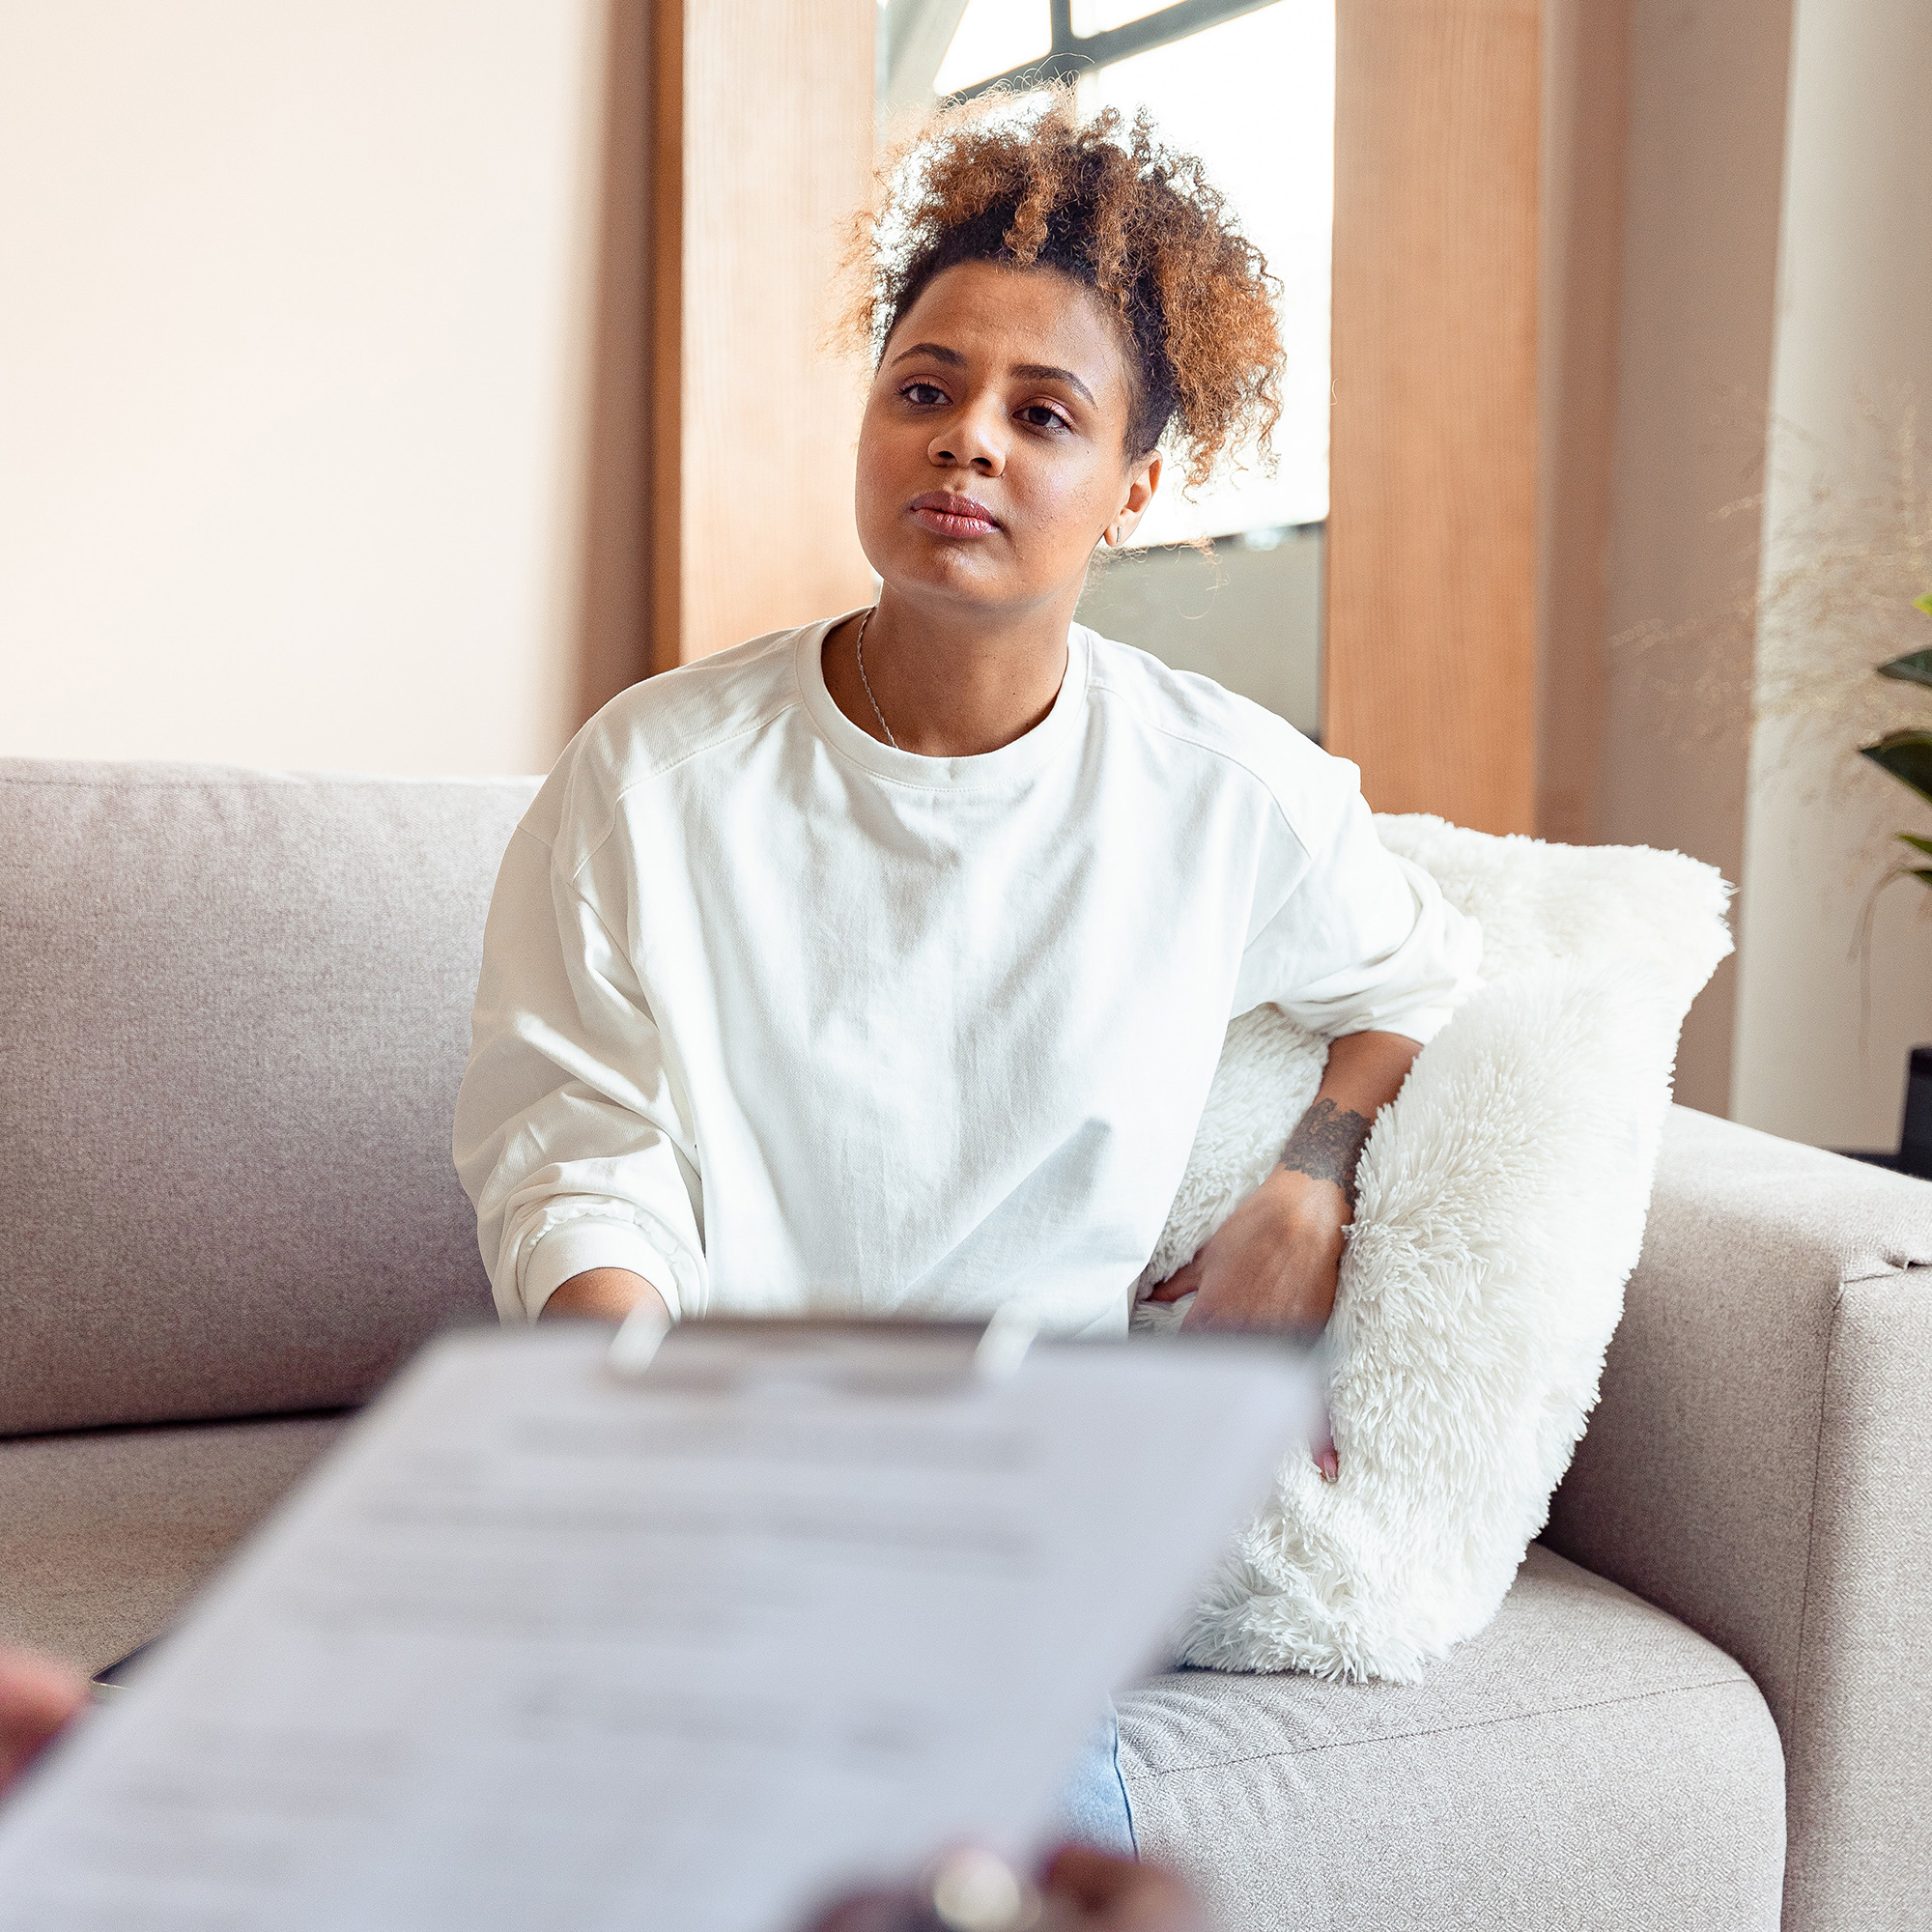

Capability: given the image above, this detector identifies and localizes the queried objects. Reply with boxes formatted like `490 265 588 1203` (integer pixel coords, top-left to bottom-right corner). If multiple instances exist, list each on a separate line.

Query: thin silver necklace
854 607 898 750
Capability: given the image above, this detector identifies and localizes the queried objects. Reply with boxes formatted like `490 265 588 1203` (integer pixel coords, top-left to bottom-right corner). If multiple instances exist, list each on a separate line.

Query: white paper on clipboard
0 1321 1320 1932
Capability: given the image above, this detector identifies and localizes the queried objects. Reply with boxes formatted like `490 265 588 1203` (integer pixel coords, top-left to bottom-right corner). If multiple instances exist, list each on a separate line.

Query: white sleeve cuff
521 1222 682 1323
1352 1003 1459 1049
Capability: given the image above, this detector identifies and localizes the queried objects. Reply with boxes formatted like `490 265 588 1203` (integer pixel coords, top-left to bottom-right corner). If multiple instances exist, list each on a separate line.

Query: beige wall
1730 0 1932 1149
0 2 609 776
1581 0 1795 1116
1541 0 1932 1145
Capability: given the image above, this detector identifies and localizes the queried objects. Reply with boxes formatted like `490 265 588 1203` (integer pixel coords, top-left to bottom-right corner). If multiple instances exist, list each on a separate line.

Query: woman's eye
900 382 947 407
1019 404 1071 433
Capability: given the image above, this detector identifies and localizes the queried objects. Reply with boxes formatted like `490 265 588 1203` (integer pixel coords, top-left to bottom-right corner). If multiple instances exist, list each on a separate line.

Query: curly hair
843 87 1283 494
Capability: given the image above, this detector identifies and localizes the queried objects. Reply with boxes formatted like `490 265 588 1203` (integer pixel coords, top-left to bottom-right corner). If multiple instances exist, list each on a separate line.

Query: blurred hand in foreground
809 1844 1206 1932
0 1648 87 1794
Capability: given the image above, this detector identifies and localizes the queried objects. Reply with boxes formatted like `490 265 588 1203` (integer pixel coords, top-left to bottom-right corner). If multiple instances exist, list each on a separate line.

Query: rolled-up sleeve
1232 775 1484 1045
453 821 705 1323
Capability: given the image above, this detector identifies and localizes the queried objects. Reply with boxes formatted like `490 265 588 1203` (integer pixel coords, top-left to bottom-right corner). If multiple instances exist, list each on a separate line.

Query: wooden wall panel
578 0 654 721
646 0 684 677
570 0 684 707
1535 0 1632 846
670 0 877 668
1323 0 1541 834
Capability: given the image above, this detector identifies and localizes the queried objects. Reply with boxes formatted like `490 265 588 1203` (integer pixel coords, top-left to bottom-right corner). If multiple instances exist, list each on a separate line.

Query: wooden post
1323 0 1542 835
649 0 877 670
644 0 685 676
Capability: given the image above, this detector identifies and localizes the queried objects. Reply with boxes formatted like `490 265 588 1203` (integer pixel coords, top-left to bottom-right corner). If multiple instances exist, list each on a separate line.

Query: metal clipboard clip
605 1302 1039 1390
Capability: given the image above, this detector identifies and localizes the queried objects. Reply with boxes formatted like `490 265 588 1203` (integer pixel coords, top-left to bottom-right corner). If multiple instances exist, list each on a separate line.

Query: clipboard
0 1318 1320 1932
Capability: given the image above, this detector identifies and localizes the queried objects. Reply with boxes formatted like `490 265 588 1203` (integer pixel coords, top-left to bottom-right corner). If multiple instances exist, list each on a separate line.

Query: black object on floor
1899 1045 1932 1177
1838 1043 1932 1179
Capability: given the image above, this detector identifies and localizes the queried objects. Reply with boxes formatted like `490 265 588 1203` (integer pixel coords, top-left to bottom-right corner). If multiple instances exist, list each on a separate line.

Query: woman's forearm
1148 1030 1422 1342
1279 1029 1421 1219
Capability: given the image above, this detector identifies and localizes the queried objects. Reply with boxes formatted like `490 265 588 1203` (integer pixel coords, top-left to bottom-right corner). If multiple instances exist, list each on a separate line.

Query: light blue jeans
1053 1704 1136 1857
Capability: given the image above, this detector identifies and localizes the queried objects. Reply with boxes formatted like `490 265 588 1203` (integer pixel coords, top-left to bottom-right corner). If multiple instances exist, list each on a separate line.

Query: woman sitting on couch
456 87 1477 1356
454 89 1479 1851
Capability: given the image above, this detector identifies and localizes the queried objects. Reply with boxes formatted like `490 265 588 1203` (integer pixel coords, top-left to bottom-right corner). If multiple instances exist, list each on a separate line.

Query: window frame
944 0 1284 99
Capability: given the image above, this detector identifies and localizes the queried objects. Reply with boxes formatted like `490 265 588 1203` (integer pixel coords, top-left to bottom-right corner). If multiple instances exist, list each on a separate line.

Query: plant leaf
1916 591 1932 618
1877 648 1932 689
1861 730 1932 807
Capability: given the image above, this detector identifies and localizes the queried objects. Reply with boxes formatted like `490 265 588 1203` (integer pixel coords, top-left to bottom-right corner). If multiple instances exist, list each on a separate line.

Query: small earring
1106 524 1121 547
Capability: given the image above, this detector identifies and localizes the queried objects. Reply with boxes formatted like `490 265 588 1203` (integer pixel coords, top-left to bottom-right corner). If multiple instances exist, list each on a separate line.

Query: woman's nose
929 406 1005 476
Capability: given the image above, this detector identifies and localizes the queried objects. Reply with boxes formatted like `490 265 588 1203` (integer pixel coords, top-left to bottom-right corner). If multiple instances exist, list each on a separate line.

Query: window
1082 6 1331 544
931 3 1051 97
882 0 1335 731
891 0 1332 544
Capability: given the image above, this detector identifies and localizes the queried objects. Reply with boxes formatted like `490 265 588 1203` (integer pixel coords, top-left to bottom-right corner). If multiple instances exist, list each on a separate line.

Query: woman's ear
1108 450 1163 548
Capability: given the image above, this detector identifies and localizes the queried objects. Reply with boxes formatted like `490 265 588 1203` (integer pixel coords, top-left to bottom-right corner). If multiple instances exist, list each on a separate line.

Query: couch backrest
0 759 540 1435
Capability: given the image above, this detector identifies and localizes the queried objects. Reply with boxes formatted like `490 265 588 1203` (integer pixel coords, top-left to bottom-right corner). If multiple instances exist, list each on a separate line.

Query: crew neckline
793 610 1090 789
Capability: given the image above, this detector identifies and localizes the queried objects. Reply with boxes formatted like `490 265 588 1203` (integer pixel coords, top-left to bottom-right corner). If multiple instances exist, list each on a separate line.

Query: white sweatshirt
454 615 1482 1337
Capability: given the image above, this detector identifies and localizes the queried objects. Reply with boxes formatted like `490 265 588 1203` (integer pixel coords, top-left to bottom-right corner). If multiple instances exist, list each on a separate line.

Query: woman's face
855 261 1161 623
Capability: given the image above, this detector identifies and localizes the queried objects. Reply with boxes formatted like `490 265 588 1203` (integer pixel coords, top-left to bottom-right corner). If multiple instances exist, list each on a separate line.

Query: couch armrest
1545 1104 1932 1930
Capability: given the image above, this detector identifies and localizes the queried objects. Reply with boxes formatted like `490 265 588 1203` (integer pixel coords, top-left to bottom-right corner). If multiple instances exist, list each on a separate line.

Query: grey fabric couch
2 757 1927 1930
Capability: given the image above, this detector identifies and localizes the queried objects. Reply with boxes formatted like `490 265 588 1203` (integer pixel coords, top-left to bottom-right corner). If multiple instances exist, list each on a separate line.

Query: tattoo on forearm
1281 1098 1376 1208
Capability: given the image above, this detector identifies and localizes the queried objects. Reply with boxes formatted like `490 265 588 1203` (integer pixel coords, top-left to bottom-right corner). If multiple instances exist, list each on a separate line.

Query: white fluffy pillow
1135 814 1732 1683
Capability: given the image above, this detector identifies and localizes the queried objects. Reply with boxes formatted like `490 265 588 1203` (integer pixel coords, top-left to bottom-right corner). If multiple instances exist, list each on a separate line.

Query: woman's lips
910 492 1001 538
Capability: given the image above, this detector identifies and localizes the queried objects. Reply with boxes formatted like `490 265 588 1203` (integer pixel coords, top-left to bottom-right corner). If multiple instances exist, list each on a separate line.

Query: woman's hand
1152 1032 1418 1336
1148 1167 1347 1335
1147 1030 1424 1481
1146 1170 1347 1483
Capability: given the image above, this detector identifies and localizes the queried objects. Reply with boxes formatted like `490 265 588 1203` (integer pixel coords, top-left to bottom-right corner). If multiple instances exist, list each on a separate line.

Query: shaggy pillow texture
1134 814 1733 1684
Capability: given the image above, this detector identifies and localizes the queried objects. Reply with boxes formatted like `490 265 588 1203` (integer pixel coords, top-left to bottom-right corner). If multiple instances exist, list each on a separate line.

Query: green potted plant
1858 592 1932 888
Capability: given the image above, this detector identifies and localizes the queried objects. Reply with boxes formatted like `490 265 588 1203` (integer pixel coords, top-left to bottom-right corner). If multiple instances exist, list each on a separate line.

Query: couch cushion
0 1411 350 1675
1119 1544 1784 1931
6 1427 1784 1929
0 760 538 1434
